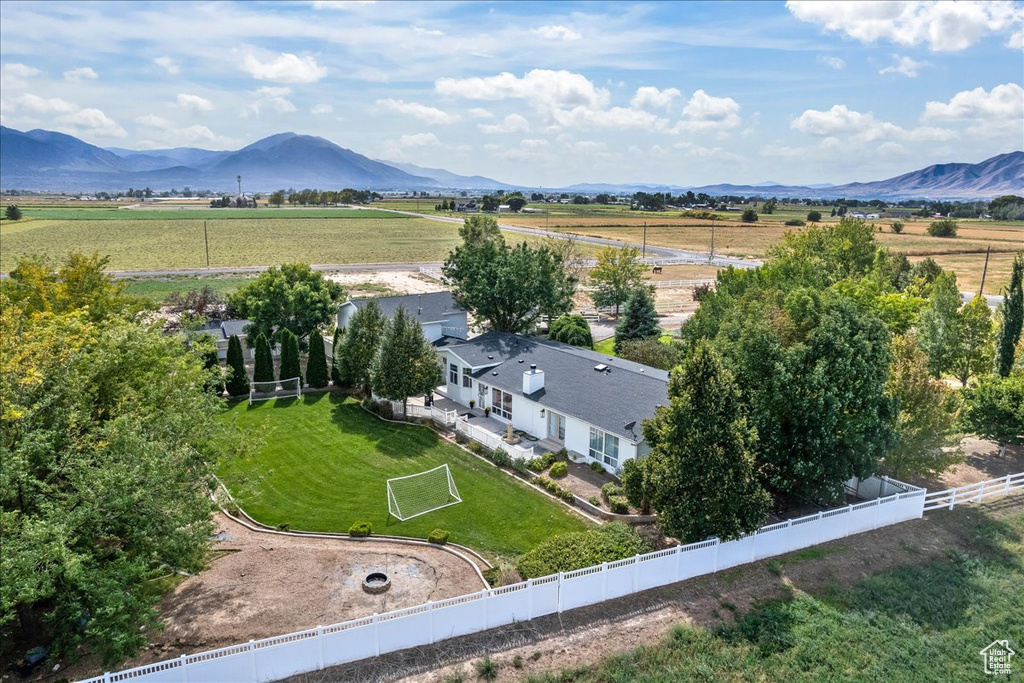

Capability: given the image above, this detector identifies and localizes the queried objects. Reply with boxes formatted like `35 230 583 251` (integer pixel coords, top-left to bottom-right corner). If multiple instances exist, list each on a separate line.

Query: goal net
387 464 462 521
249 377 302 405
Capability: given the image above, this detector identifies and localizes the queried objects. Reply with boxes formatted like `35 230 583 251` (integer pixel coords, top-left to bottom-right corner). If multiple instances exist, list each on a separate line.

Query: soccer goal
249 377 302 405
387 464 462 521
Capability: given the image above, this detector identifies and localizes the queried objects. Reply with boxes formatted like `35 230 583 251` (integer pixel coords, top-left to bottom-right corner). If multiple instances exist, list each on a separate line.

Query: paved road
102 262 445 278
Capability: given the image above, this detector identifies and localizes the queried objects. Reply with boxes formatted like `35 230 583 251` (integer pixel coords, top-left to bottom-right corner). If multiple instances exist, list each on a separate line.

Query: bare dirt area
290 496 1024 683
326 270 445 296
48 513 483 683
899 438 1024 492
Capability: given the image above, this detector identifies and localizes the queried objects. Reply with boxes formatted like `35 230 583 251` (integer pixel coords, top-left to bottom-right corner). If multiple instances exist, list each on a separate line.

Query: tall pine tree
337 300 387 394
201 345 222 394
330 327 345 385
371 306 443 414
279 328 302 390
614 287 659 353
627 342 770 542
225 334 250 397
996 253 1023 377
306 329 329 388
918 272 962 378
252 332 275 384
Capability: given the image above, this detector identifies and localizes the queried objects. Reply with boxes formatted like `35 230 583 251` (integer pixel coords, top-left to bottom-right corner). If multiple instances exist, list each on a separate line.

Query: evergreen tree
330 327 345 385
225 334 250 397
918 272 962 378
628 343 771 542
337 300 388 394
371 306 443 414
614 287 659 353
549 313 593 348
201 345 222 394
252 332 275 384
995 253 1024 377
279 328 302 390
305 329 329 388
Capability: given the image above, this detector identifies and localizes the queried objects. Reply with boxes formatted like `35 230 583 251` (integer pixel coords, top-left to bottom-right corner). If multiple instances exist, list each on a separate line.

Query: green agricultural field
216 394 590 559
529 503 1024 683
122 275 255 302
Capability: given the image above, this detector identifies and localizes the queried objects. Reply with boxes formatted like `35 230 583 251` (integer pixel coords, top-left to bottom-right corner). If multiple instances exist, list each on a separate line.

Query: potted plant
469 399 476 409
484 406 490 417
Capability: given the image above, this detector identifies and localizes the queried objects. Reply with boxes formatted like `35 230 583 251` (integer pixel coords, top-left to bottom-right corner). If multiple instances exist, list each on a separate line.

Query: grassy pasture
122 275 255 302
216 394 590 559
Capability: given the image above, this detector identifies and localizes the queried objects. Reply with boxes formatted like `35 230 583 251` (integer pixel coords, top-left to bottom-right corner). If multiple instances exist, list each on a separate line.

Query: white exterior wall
422 321 443 343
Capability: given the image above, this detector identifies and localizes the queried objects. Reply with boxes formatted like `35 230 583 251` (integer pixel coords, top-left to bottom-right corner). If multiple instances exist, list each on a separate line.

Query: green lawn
529 504 1024 682
123 275 254 302
593 333 675 358
216 394 589 558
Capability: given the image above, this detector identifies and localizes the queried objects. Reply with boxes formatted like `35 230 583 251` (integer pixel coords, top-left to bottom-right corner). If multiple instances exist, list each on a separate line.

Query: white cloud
675 90 742 132
879 54 927 78
478 113 531 134
57 108 127 139
176 93 214 112
64 66 98 81
240 52 327 83
376 98 460 124
630 86 681 111
792 104 901 141
1009 30 1024 48
2 63 41 79
311 103 334 115
154 57 180 75
817 55 846 69
311 1 376 8
135 114 172 128
243 88 297 116
552 105 668 131
787 0 1023 52
436 69 611 112
923 83 1024 135
398 132 440 147
467 107 494 119
13 94 76 114
533 25 582 41
411 25 444 37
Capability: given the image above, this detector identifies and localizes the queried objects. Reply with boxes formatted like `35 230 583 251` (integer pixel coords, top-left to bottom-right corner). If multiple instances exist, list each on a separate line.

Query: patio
431 393 564 455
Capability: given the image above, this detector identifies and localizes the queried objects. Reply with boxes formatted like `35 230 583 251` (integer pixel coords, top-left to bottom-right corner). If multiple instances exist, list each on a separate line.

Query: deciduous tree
589 246 647 316
953 295 994 386
960 373 1024 449
918 272 962 378
631 343 771 542
5 204 22 220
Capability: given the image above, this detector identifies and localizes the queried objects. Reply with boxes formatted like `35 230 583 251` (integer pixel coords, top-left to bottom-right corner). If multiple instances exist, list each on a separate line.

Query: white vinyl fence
923 472 1024 511
454 416 537 460
384 402 457 428
77 477 930 683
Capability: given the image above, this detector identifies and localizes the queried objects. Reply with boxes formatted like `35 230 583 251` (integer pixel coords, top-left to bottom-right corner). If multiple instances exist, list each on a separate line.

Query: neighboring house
337 292 469 343
184 318 257 360
455 201 478 213
435 332 668 472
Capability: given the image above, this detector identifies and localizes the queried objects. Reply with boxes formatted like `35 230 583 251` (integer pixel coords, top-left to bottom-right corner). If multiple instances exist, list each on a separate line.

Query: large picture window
491 387 512 420
462 366 473 388
449 362 458 385
589 427 620 468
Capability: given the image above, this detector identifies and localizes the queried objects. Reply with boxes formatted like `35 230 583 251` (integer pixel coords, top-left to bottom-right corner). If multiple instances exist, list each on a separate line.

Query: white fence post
373 614 380 656
948 488 957 510
601 562 609 599
179 654 189 683
316 626 324 669
427 602 434 644
527 578 534 619
632 555 640 592
1006 474 1013 495
976 479 986 503
557 572 564 612
247 641 257 682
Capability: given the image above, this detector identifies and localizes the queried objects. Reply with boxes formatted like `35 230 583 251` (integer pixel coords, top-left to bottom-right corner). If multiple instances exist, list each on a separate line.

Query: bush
559 488 575 502
549 461 568 478
590 460 605 473
601 482 623 503
549 313 594 348
515 522 652 578
927 218 958 237
608 495 630 514
349 521 372 537
527 451 557 472
475 656 498 681
807 210 822 223
511 457 529 474
428 529 450 545
741 209 758 223
784 219 805 227
588 495 602 508
375 400 393 420
890 220 904 234
467 440 484 455
492 449 511 467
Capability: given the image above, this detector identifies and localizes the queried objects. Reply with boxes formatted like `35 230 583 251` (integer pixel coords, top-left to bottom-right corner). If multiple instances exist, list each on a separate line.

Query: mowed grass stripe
216 394 590 558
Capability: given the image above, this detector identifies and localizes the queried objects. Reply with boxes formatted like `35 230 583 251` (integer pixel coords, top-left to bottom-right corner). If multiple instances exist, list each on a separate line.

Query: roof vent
487 355 494 359
492 371 498 376
518 359 524 363
594 363 608 372
530 364 537 370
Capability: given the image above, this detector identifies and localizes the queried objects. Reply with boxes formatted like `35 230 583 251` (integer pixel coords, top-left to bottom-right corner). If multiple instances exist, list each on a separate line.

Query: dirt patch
292 496 1023 683
48 513 483 683
556 462 625 509
899 438 1024 491
326 270 444 296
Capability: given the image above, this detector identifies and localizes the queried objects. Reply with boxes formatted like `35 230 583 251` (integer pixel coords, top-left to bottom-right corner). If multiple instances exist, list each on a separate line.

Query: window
491 387 512 420
589 427 620 468
462 366 472 388
449 362 458 385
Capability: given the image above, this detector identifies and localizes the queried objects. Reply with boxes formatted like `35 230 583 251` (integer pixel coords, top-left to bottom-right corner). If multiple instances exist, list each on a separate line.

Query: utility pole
237 175 242 197
979 245 992 296
203 220 210 267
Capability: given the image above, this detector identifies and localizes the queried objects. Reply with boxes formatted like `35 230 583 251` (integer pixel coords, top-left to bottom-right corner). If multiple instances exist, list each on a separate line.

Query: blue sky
1 0 1022 187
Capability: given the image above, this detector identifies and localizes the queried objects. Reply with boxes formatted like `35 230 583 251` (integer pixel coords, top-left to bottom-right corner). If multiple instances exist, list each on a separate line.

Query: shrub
512 655 524 669
601 482 623 503
890 220 904 234
590 460 605 473
588 495 602 508
558 489 575 502
807 210 822 223
467 440 484 455
511 457 529 474
276 523 291 531
527 451 557 471
557 448 569 460
927 218 958 237
741 209 758 223
475 656 498 681
375 400 393 420
784 219 805 227
428 529 450 545
500 567 523 586
349 521 372 537
608 495 630 514
549 313 594 348
549 461 568 478
492 449 511 467
515 522 652 578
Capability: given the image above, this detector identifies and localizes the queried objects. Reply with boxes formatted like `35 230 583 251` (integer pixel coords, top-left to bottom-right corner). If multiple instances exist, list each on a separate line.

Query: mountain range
1 125 1021 199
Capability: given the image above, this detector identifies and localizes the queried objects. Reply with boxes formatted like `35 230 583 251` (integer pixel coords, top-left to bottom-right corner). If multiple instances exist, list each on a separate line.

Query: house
435 332 668 472
455 201 478 212
337 292 469 343
183 318 256 360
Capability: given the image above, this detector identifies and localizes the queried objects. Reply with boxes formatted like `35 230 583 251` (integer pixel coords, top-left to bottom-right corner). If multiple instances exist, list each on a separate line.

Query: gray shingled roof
220 319 251 339
447 332 668 442
351 292 463 324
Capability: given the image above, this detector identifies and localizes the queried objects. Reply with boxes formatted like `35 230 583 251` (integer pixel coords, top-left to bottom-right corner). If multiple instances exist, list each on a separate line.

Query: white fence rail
418 266 446 283
454 416 537 461
922 472 1024 512
77 478 929 683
